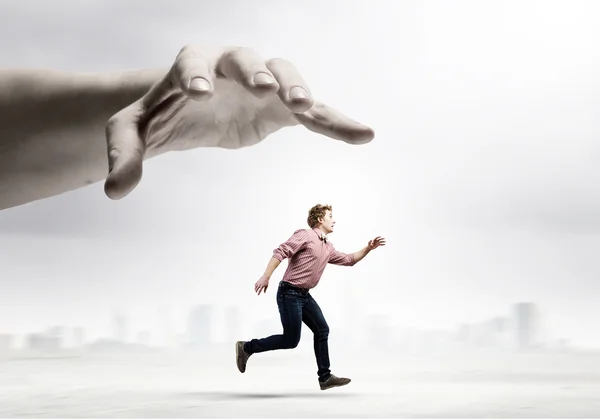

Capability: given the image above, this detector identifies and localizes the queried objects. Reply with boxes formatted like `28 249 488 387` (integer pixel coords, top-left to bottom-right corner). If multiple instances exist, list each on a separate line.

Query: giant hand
104 45 375 199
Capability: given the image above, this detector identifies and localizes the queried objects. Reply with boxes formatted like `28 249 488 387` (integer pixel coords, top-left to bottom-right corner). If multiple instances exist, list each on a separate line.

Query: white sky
0 0 599 348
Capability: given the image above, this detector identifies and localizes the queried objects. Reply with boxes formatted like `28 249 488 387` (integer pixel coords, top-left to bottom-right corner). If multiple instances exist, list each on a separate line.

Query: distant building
112 313 129 343
483 316 512 348
26 333 61 351
158 306 176 348
47 326 65 337
512 302 542 349
224 306 241 343
454 323 472 343
487 317 510 334
72 327 86 347
0 334 15 352
188 305 213 348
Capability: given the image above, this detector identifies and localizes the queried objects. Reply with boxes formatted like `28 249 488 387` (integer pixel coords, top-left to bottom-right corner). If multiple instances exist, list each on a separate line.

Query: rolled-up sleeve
273 229 309 261
328 248 355 266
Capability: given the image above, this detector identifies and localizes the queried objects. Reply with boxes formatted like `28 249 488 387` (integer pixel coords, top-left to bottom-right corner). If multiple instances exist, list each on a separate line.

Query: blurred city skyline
0 299 578 357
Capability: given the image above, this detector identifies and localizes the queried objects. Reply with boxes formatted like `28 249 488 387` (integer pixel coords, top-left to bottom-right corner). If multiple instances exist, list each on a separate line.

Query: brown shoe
319 374 351 390
236 341 251 373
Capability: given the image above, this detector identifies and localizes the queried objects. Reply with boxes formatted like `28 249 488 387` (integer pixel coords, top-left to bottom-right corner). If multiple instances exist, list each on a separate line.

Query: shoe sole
320 380 351 391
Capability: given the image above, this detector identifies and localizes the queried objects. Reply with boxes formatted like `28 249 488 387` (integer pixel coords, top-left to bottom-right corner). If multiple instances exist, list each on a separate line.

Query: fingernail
252 72 276 86
189 77 211 92
289 86 310 101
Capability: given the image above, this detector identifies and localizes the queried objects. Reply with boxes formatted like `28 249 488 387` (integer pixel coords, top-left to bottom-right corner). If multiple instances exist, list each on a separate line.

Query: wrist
105 68 167 99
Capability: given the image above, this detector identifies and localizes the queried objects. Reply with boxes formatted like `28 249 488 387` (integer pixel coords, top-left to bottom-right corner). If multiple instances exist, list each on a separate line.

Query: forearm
263 257 282 279
351 246 371 264
0 68 167 210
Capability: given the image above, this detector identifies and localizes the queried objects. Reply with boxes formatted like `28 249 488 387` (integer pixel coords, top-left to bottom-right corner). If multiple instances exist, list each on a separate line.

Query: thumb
104 106 146 200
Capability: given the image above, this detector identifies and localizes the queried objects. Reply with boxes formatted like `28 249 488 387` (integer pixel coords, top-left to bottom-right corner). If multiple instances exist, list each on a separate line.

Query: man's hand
254 275 270 295
104 45 375 200
351 236 386 264
368 236 386 250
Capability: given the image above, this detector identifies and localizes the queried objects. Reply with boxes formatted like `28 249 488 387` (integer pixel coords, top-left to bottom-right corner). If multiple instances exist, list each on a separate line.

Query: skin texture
0 45 375 210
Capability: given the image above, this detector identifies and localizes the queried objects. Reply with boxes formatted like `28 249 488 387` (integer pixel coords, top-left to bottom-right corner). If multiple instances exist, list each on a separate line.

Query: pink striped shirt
272 227 356 289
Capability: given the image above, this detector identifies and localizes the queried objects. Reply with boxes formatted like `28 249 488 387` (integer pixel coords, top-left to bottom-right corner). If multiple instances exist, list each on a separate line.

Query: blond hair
307 204 332 228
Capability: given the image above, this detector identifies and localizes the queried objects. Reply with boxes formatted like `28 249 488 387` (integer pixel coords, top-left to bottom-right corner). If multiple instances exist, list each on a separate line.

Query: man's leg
302 294 331 380
303 293 351 390
236 287 303 373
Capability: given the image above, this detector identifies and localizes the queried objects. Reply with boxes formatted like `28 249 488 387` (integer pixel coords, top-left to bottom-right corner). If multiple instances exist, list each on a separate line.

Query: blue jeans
245 281 331 380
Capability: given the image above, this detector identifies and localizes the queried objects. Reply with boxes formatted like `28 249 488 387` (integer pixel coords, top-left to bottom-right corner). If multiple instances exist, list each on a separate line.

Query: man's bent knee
282 333 301 349
314 326 329 341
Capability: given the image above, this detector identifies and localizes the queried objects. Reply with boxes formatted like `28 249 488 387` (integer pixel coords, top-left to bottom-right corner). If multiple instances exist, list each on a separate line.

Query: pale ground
1 345 599 418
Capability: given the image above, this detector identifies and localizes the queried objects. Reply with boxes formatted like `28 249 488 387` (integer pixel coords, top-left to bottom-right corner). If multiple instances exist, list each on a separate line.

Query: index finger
295 101 375 145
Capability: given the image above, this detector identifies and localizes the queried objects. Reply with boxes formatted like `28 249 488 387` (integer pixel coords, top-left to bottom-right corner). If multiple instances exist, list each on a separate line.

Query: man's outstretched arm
0 68 164 210
351 246 372 265
329 236 386 266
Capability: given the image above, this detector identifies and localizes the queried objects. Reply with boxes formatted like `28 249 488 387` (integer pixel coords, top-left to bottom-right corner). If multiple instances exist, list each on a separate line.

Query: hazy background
1 0 599 349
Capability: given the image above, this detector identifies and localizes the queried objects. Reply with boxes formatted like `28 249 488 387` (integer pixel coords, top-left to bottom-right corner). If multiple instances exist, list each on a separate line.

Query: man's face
319 210 336 234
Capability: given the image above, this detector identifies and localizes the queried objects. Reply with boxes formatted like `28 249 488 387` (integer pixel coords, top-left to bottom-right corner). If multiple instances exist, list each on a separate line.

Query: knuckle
178 44 196 57
173 60 203 88
105 115 121 137
174 55 195 73
226 46 251 58
222 47 265 70
108 147 120 159
266 57 294 71
219 47 243 65
265 57 286 66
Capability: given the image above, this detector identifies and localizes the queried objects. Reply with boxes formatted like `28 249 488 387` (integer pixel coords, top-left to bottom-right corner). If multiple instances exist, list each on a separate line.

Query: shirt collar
312 228 327 242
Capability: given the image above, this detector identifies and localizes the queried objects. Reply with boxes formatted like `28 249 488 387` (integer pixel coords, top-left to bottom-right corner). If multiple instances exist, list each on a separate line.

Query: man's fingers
266 58 314 113
255 283 268 296
216 47 280 99
369 236 386 249
104 109 146 200
295 101 375 145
